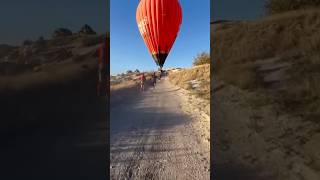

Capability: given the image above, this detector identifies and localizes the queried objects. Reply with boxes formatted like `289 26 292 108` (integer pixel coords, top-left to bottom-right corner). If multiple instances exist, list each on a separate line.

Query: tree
53 28 73 38
193 52 210 66
35 36 46 46
22 40 33 46
79 24 96 35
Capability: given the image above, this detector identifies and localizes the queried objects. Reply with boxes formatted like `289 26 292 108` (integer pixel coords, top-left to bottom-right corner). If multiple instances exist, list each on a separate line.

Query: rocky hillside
212 9 320 180
0 25 106 91
0 25 109 134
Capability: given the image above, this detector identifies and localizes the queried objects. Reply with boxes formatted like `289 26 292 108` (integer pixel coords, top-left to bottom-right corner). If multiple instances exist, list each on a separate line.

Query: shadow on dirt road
0 71 107 180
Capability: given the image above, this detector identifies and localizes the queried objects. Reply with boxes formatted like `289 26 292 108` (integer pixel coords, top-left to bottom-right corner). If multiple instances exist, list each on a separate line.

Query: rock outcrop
78 24 96 35
53 28 73 38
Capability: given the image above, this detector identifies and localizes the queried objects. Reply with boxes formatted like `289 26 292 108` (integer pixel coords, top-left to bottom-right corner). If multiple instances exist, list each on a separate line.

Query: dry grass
212 9 320 178
212 9 320 65
221 63 263 90
212 8 320 117
0 36 109 135
110 80 137 93
47 35 79 47
110 72 147 106
0 45 16 58
0 59 96 92
265 0 320 15
169 64 210 100
0 35 108 92
110 72 147 95
79 35 104 47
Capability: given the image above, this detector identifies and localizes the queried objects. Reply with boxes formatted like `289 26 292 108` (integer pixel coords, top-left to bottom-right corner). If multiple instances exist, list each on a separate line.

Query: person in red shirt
140 73 146 92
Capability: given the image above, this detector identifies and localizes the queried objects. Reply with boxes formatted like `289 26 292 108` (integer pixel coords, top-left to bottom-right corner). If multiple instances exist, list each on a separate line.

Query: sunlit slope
212 9 320 113
211 8 320 179
169 64 210 100
1 35 109 132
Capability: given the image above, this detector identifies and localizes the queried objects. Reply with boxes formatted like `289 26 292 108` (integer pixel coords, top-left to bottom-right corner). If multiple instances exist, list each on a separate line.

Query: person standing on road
152 72 157 88
140 73 146 92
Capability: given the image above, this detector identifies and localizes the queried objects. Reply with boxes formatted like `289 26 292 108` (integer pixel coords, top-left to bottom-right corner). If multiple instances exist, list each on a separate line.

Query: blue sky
111 0 210 75
0 0 109 45
212 0 266 21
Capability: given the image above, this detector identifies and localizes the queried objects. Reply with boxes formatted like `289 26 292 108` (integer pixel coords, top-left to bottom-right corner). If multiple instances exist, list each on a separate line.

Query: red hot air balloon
136 0 182 69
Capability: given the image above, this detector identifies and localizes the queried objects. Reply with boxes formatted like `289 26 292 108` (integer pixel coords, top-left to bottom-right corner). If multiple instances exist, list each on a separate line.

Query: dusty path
110 78 210 180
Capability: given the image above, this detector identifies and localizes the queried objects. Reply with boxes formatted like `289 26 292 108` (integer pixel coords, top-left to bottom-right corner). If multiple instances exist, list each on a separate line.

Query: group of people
139 71 164 92
96 37 168 95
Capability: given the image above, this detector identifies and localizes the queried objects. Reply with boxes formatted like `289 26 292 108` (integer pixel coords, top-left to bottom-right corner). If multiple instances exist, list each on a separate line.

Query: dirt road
110 78 210 180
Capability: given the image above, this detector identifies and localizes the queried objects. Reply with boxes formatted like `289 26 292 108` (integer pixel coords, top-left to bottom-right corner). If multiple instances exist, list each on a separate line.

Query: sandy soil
212 57 320 180
110 77 210 179
213 85 320 180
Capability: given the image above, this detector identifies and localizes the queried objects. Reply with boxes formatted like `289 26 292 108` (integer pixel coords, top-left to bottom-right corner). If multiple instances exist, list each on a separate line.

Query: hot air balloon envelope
136 0 182 68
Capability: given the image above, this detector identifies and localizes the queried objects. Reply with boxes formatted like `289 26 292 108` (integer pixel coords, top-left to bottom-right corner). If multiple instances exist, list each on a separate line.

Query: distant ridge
211 20 232 24
0 44 16 48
